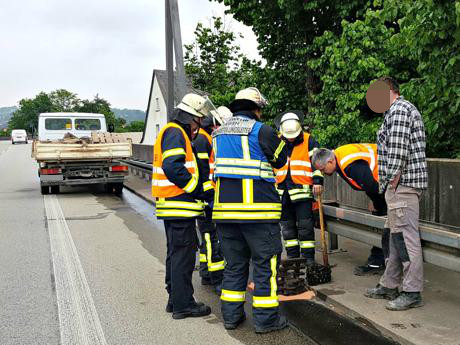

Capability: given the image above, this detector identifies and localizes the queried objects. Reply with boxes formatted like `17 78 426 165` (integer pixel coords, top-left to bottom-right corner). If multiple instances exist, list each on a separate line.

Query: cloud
0 0 259 109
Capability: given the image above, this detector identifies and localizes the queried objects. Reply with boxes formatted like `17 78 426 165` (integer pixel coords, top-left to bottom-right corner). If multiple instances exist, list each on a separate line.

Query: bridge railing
129 144 460 271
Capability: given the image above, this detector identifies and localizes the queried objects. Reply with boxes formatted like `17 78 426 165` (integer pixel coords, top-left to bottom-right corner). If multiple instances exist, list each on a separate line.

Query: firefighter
212 87 289 333
274 111 323 264
193 107 232 294
152 93 212 320
311 144 389 275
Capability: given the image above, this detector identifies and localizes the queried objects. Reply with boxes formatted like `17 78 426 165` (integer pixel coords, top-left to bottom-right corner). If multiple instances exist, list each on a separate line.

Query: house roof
153 69 199 103
140 69 205 144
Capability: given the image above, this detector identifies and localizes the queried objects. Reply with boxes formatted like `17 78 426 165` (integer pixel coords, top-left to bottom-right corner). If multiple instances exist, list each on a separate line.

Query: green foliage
210 0 460 158
8 92 54 134
115 120 145 133
184 16 263 108
8 91 124 134
308 0 460 157
75 94 120 129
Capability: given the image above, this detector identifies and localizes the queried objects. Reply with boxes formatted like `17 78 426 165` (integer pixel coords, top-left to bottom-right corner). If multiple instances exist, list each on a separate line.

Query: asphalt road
0 141 315 345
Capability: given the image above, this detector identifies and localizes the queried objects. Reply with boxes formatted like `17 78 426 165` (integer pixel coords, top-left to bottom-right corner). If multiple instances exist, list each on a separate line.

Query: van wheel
50 185 60 194
41 185 49 195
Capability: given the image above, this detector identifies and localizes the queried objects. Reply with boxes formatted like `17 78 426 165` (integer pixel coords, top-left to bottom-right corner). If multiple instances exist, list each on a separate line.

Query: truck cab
38 112 107 141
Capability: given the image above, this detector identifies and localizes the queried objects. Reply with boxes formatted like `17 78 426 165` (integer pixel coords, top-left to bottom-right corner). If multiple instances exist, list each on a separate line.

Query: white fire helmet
234 87 268 108
177 93 212 118
211 106 233 125
279 112 302 139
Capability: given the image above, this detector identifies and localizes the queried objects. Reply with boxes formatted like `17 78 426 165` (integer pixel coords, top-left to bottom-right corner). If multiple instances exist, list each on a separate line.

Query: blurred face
254 108 262 119
314 157 337 176
190 117 201 139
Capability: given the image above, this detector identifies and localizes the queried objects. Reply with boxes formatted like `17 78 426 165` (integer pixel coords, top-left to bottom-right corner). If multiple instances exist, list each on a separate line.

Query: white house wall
142 75 168 145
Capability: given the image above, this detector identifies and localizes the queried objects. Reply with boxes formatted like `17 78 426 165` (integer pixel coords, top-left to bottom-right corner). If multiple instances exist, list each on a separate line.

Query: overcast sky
0 0 259 109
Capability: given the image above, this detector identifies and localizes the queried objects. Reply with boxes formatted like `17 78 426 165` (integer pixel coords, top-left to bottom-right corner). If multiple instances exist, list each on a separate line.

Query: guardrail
323 204 460 272
124 155 460 272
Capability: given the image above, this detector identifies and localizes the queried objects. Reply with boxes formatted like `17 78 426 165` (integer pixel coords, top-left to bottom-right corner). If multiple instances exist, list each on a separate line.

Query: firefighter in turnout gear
193 108 230 294
212 87 289 333
152 93 213 320
274 111 324 264
311 144 389 275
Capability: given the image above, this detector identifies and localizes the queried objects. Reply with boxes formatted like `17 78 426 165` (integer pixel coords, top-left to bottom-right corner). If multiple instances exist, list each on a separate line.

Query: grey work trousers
379 185 424 292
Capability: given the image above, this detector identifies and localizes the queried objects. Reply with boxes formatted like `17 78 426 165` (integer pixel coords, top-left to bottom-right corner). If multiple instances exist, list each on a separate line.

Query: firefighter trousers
280 196 315 259
164 219 198 312
197 213 224 285
218 223 283 328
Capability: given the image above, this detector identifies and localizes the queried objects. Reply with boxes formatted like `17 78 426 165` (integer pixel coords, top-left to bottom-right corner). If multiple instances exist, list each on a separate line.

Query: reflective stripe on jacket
334 143 378 190
196 128 215 191
152 122 204 219
213 118 275 183
275 133 315 186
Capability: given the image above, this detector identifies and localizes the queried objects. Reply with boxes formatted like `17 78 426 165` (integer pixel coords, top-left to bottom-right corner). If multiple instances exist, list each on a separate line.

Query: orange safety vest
275 133 313 186
152 123 198 198
198 128 215 185
334 143 378 190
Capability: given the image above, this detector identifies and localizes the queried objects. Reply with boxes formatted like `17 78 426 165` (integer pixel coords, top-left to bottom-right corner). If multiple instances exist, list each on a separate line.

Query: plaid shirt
377 96 428 192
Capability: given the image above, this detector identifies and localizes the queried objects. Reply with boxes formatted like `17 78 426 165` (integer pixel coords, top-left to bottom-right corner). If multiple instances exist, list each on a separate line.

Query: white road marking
44 194 108 345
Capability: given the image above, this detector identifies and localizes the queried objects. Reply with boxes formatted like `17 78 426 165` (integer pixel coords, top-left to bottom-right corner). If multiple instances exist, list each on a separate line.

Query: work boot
166 300 204 313
354 263 385 276
386 292 423 311
255 315 289 334
224 314 246 330
172 303 211 319
364 284 399 300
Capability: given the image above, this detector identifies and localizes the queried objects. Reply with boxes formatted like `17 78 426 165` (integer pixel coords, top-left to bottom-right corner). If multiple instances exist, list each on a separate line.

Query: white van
11 129 28 144
38 112 107 141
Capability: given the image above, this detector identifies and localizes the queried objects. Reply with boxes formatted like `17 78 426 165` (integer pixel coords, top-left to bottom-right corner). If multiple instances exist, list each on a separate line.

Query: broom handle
318 195 329 266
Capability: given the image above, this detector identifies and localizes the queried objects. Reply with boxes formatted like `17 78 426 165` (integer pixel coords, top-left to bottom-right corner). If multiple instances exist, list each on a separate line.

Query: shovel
305 194 332 286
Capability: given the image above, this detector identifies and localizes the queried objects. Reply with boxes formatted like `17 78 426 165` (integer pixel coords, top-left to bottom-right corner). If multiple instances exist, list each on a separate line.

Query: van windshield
45 118 72 130
75 118 101 131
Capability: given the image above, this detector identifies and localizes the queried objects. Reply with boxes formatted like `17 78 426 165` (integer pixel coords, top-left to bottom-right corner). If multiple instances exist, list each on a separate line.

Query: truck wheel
41 185 49 195
113 183 124 196
51 185 60 194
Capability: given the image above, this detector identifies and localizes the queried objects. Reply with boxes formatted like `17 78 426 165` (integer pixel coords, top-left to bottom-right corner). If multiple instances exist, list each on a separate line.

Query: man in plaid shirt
365 77 428 311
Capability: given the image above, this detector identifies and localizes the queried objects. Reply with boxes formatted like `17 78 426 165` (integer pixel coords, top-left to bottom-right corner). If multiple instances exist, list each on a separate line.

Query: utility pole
165 0 187 121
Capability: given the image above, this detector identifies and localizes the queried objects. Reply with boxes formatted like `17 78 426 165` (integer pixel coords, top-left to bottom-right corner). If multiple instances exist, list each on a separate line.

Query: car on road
11 129 28 144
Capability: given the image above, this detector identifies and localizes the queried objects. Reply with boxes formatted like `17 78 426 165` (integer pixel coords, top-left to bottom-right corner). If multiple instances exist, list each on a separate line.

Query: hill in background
111 108 146 123
0 106 18 129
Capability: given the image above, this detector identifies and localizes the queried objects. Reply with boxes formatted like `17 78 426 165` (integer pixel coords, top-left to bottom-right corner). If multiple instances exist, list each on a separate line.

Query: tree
8 91 126 134
49 89 80 111
212 0 460 157
185 16 263 107
308 0 460 157
8 92 54 134
76 94 121 129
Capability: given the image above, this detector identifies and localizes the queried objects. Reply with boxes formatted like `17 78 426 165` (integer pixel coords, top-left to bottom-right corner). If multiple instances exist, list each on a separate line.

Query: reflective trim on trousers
205 233 224 272
299 241 315 249
253 255 279 308
284 239 299 247
221 289 246 302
